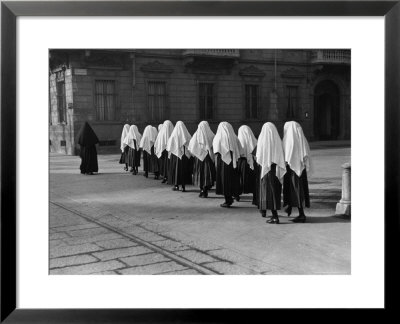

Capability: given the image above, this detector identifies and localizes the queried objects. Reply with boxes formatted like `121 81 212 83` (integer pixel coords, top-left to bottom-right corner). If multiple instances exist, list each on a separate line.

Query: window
199 83 214 120
56 81 67 123
287 86 298 119
95 80 116 121
245 84 259 119
148 81 166 121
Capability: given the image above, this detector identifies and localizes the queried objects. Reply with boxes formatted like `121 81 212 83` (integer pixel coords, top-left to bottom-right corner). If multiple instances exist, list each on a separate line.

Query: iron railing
311 50 350 64
183 49 240 58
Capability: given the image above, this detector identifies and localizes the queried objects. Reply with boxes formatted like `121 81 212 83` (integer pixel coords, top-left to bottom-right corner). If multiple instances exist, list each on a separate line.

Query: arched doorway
313 80 340 140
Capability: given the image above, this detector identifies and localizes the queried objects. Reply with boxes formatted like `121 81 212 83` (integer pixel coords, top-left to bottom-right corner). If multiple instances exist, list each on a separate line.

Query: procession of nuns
77 120 312 224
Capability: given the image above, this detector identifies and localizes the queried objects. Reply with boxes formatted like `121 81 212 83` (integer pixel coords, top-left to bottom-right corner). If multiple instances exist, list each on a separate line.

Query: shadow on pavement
277 215 350 224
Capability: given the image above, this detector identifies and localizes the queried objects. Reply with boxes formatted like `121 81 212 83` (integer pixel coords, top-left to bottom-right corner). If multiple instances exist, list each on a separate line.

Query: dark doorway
314 80 340 140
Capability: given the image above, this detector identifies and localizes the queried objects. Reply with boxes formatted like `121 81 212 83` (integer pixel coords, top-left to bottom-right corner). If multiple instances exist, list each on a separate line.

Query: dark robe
215 152 241 202
158 150 169 178
256 163 282 211
76 122 99 174
168 150 193 186
192 154 216 190
143 146 159 174
119 146 129 164
283 165 310 208
238 156 256 194
127 140 141 168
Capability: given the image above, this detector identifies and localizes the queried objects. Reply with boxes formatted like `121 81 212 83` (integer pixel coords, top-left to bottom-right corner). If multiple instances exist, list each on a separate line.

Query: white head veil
120 124 130 152
256 122 286 182
154 120 174 158
139 125 158 154
283 121 312 177
188 121 215 161
238 125 257 170
158 124 163 132
212 121 242 169
123 125 142 150
166 121 192 159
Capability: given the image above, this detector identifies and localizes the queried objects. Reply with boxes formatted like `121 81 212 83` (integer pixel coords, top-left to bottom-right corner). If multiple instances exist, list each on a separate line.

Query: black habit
192 154 216 190
143 146 159 174
127 140 141 168
237 156 256 195
76 122 99 174
158 150 170 179
119 146 129 165
215 152 241 203
283 165 310 208
256 163 282 211
168 150 193 186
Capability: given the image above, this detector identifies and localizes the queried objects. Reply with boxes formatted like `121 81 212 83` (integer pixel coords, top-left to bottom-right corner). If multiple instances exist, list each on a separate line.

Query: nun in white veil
123 125 142 175
154 120 174 183
255 122 287 224
188 121 216 198
118 124 130 171
212 121 242 207
237 125 258 204
166 121 192 192
140 125 160 179
282 121 311 223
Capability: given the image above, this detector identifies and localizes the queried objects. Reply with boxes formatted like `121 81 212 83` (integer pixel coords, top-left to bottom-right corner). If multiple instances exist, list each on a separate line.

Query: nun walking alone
282 121 312 223
188 121 216 198
154 120 174 183
124 125 142 175
255 122 287 224
76 121 99 175
166 121 193 192
140 125 160 179
213 122 242 207
237 125 258 205
119 124 130 171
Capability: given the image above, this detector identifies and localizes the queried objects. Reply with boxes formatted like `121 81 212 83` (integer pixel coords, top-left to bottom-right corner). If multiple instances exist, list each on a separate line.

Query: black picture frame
1 0 399 322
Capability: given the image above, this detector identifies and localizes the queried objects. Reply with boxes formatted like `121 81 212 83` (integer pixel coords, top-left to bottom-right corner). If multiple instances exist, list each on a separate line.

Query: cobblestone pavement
50 145 351 275
50 201 230 275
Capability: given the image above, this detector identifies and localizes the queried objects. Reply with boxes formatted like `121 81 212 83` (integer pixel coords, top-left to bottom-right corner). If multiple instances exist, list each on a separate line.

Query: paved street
49 143 351 275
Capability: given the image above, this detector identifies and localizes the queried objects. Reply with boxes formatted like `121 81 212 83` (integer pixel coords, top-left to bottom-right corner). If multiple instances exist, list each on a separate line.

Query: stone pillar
268 91 279 121
335 162 351 216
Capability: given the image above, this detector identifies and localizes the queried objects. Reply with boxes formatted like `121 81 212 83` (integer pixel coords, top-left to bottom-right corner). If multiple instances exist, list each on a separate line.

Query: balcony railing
183 49 240 58
311 50 350 65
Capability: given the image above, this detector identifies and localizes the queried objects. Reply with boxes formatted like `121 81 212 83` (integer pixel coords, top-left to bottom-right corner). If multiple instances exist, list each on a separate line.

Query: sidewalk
49 146 351 275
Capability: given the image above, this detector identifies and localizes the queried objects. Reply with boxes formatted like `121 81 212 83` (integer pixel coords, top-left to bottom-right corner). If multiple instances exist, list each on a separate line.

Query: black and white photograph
49 48 351 275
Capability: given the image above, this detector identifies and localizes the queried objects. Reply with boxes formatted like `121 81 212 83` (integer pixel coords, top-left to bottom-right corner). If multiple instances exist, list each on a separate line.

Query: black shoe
154 175 159 180
172 186 179 191
144 172 148 178
267 217 280 224
234 195 240 202
203 191 208 198
261 212 267 218
290 215 306 223
285 206 292 217
182 187 186 192
124 167 128 171
161 178 167 183
199 191 204 197
220 202 232 208
86 172 94 175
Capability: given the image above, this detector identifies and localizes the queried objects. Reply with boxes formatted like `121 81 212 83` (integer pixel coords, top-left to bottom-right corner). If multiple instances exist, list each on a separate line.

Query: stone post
335 162 351 216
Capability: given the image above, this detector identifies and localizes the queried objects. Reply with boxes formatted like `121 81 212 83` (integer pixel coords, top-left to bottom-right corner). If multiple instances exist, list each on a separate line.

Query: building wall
49 49 350 155
49 68 75 155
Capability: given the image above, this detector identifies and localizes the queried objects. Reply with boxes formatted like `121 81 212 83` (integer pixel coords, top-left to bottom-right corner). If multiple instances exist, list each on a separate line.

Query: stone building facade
49 49 350 155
